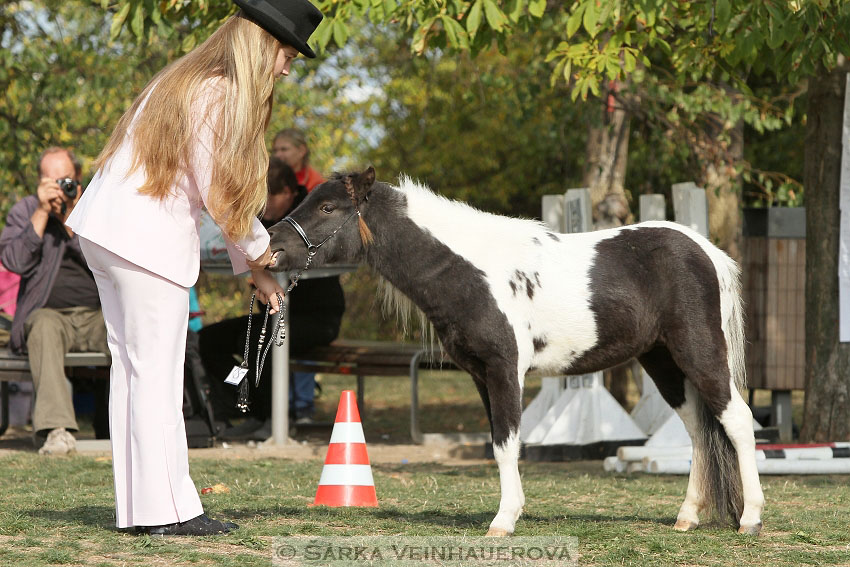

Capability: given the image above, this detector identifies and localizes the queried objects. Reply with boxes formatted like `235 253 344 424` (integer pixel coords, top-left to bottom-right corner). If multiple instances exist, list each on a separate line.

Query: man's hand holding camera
32 176 80 238
37 177 79 217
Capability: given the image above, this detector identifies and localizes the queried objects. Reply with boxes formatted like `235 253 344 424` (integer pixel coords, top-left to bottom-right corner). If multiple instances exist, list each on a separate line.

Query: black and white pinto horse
268 168 765 536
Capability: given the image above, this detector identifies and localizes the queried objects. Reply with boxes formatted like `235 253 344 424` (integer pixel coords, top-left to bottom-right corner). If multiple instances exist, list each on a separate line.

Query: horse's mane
374 174 521 359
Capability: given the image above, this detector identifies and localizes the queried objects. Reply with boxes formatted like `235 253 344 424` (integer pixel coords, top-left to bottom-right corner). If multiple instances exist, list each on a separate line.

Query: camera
57 178 78 199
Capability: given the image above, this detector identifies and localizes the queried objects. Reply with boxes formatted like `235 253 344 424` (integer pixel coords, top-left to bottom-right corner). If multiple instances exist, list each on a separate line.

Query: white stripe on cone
318 464 375 486
329 422 366 444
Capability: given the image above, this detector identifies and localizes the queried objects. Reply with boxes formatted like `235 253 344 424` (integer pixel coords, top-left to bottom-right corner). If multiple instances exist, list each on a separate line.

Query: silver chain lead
236 209 358 412
236 251 314 412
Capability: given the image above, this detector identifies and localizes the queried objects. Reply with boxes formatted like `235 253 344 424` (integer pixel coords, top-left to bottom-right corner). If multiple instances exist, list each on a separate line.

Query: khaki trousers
25 306 108 434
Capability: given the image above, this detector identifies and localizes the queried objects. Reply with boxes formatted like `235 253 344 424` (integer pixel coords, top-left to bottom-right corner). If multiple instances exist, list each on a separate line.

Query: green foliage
622 67 803 207
101 0 824 211
106 1 850 100
741 78 806 207
0 0 174 226
0 1 367 229
358 27 586 218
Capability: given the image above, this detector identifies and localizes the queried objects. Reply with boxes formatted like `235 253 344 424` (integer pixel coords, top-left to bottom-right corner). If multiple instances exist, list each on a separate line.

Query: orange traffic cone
312 390 378 507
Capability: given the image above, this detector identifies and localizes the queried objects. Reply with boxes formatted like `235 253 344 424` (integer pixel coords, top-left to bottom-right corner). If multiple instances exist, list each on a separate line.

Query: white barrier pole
617 445 691 462
647 457 850 475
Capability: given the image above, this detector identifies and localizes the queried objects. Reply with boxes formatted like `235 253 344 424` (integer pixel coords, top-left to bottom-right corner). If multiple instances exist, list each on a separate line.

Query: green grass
3 367 844 566
0 454 849 566
310 370 499 442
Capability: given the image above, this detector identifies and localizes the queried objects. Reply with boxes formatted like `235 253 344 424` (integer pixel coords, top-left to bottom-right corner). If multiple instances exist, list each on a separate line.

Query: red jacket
297 165 324 192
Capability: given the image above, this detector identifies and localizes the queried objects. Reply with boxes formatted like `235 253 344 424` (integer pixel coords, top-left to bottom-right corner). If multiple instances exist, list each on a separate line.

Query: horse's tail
695 249 746 526
694 394 744 526
719 254 747 393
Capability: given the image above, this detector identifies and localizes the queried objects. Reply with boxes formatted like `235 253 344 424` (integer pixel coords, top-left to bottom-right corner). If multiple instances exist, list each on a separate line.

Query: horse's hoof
485 527 511 537
738 522 762 536
673 519 699 532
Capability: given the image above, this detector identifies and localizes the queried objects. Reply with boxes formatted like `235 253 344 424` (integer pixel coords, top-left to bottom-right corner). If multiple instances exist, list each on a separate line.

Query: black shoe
137 514 238 536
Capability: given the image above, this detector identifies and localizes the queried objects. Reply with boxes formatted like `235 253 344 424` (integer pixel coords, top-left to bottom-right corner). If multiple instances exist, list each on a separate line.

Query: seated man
0 147 108 455
200 157 345 439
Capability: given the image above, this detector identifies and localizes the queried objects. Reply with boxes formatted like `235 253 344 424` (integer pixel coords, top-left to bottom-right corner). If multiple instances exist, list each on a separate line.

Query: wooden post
542 190 591 234
671 182 709 238
541 195 565 232
772 390 794 442
639 194 666 222
564 188 592 234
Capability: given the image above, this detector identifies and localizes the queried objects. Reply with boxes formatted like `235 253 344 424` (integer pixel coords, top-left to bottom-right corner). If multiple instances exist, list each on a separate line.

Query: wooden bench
0 340 463 444
0 348 110 437
289 339 460 443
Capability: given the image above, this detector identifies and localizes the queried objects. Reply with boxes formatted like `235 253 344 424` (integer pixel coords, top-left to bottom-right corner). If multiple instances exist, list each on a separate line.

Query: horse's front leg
480 369 524 537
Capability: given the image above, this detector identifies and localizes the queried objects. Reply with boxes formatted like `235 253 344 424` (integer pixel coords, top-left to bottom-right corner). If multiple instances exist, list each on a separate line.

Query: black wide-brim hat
234 0 323 58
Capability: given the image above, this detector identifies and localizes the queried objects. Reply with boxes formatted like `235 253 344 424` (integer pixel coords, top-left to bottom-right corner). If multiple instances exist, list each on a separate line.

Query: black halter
283 208 361 262
235 209 361 413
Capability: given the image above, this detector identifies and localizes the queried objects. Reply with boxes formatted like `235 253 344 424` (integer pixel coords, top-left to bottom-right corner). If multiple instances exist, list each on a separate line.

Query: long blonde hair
95 13 279 241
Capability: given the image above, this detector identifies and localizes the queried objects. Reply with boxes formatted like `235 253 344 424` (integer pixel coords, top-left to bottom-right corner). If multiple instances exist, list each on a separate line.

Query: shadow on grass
27 505 118 530
374 462 494 478
523 512 674 527
25 501 674 535
211 505 675 533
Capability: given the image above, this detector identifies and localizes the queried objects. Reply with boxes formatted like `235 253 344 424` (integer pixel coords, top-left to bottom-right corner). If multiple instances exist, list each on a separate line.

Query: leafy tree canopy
105 0 850 97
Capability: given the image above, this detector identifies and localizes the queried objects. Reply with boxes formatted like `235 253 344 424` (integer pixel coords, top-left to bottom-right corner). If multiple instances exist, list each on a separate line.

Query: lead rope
236 209 359 411
235 251 316 412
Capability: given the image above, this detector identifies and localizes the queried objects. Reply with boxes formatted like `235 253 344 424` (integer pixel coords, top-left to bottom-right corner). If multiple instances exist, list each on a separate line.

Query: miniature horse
267 168 764 536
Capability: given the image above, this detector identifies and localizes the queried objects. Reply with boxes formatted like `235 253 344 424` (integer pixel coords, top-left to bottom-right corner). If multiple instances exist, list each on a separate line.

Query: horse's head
268 167 376 272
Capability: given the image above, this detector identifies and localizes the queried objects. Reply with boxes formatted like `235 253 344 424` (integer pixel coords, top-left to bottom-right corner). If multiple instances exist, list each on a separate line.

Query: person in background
0 147 108 456
270 127 327 426
272 127 324 191
200 157 344 439
65 0 323 536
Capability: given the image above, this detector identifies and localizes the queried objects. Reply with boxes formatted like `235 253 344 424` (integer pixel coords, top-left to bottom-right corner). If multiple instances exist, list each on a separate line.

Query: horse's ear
355 166 376 204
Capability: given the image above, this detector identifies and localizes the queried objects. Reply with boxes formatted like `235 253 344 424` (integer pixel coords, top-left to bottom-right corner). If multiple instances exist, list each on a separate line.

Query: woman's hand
247 246 274 270
251 268 285 314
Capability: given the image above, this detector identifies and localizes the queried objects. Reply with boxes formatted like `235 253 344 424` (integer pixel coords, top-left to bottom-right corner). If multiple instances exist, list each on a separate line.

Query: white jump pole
647 457 850 475
618 445 692 462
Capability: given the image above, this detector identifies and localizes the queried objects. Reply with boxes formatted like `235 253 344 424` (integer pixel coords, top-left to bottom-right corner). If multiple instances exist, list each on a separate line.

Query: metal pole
270 274 290 445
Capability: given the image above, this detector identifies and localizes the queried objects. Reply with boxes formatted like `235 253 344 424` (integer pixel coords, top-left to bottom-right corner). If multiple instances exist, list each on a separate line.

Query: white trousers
80 238 203 528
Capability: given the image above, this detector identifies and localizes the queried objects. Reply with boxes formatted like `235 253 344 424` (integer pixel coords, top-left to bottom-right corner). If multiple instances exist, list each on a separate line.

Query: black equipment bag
183 330 226 448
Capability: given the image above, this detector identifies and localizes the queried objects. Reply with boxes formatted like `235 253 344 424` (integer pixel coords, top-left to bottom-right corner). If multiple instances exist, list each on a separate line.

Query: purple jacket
0 195 88 354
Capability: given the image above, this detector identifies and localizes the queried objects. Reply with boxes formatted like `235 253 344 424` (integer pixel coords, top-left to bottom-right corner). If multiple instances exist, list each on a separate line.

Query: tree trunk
583 82 633 229
800 58 850 442
583 82 633 406
701 111 743 261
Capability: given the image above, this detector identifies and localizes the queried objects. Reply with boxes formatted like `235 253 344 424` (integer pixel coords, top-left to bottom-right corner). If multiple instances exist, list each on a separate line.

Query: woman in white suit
66 0 323 536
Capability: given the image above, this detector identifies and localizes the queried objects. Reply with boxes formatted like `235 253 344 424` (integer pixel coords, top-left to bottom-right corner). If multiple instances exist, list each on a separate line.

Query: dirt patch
189 439 492 466
0 425 493 465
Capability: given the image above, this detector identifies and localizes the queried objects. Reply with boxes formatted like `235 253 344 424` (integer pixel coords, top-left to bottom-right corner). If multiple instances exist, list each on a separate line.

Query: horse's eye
320 203 336 214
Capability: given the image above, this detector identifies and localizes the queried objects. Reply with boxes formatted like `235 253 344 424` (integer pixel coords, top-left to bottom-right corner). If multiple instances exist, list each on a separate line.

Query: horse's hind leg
718 387 764 534
666 342 764 534
478 369 524 537
672 382 707 530
639 347 704 530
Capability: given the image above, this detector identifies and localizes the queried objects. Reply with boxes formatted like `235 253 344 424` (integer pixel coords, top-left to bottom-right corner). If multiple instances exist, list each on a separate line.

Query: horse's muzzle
268 249 287 272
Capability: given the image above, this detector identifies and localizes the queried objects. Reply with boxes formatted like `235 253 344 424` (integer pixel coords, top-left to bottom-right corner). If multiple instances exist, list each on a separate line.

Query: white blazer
67 79 269 288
